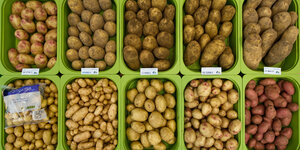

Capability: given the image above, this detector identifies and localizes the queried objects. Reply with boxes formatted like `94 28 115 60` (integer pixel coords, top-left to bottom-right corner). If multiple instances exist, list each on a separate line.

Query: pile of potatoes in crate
183 0 236 69
4 79 58 150
65 78 118 150
245 78 299 150
66 0 116 71
184 79 241 150
8 1 57 71
123 0 175 71
126 79 177 149
243 0 299 70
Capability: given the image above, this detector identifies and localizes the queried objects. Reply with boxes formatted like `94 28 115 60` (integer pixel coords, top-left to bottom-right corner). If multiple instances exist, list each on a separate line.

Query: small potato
244 0 262 9
157 32 174 49
148 111 167 128
46 16 57 29
36 21 48 34
105 40 116 53
83 0 100 13
127 88 138 102
143 36 158 51
12 1 26 15
45 29 57 41
9 14 22 29
194 6 209 25
90 14 104 32
184 40 201 66
131 141 143 150
126 0 138 12
258 17 272 32
229 119 241 135
257 7 272 18
30 33 44 44
185 0 199 15
47 57 57 68
139 50 155 67
137 79 150 93
137 10 149 25
124 34 142 51
164 94 176 108
273 12 291 35
127 19 143 37
152 0 167 11
212 0 226 10
164 108 175 120
200 122 214 137
21 8 34 20
20 19 36 33
148 130 161 146
149 8 163 23
42 1 57 15
153 47 170 60
243 8 258 26
184 25 195 44
88 46 105 60
207 114 222 127
221 5 236 22
219 22 233 38
84 58 95 67
68 36 82 50
159 18 174 33
44 40 57 58
68 13 80 26
155 95 167 112
131 108 148 122
78 46 89 60
104 52 116 67
219 46 234 69
72 60 83 70
243 23 261 39
95 60 106 70
209 9 221 25
66 49 79 62
227 109 238 119
153 60 171 71
125 10 136 22
15 29 29 41
184 15 194 26
8 48 20 67
164 4 175 20
199 33 211 49
104 21 116 37
17 40 31 54
131 122 146 134
127 127 140 141
34 7 47 21
34 54 48 68
226 138 238 150
144 99 155 112
103 9 116 22
93 29 109 48
79 32 93 46
160 127 175 144
81 10 93 24
164 81 175 94
140 133 151 148
67 0 84 15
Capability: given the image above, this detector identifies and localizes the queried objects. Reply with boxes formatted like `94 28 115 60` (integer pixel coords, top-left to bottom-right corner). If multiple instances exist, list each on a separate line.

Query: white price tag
140 68 158 75
81 68 99 75
201 67 222 75
22 68 39 75
264 67 281 75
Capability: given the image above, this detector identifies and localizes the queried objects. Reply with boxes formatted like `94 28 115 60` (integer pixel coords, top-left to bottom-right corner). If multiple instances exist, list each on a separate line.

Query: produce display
245 78 299 150
4 79 58 150
65 78 118 149
66 0 116 71
8 1 57 71
184 79 241 150
243 0 299 70
126 79 177 149
183 0 236 69
123 0 175 71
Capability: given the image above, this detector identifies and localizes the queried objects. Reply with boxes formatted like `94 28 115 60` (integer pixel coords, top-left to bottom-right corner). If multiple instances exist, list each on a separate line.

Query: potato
9 14 22 29
243 8 258 26
183 15 194 26
72 60 83 70
143 36 158 51
131 122 146 134
273 12 292 36
45 29 57 41
148 111 166 128
14 29 28 41
160 127 175 144
68 26 79 37
200 122 214 137
260 0 276 7
33 7 47 21
80 10 93 24
93 29 109 48
261 29 278 57
212 0 226 10
228 119 241 135
88 46 105 60
209 9 221 25
157 32 174 49
290 11 298 25
226 138 238 150
68 36 82 50
68 13 80 26
139 50 154 67
130 141 143 150
140 133 151 148
124 34 142 51
185 128 196 143
184 25 195 44
200 39 226 67
136 10 149 25
67 0 84 15
103 9 116 22
272 0 291 16
8 48 19 67
12 1 25 15
126 0 138 12
219 46 234 69
155 95 167 112
66 49 79 62
79 32 93 46
30 33 44 44
83 58 95 67
104 21 116 37
221 5 236 22
47 57 56 69
131 108 148 122
149 8 162 23
127 127 140 141
83 0 100 13
21 8 34 20
153 47 170 59
90 14 104 32
185 0 199 15
42 1 57 16
44 40 57 58
104 52 116 67
184 40 201 66
123 46 140 70
194 6 209 25
17 40 30 54
46 16 57 29
159 18 174 33
127 19 143 37
125 11 136 22
205 21 218 38
258 17 272 32
199 33 211 49
148 130 161 145
243 34 262 70
257 7 271 18
20 19 36 33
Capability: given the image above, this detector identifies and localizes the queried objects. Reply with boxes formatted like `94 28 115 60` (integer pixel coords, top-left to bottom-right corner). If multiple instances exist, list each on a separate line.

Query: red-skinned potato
265 84 280 100
258 94 267 103
251 115 263 124
259 78 276 86
245 133 250 144
255 85 264 96
245 89 258 101
274 135 289 147
266 143 276 150
272 118 282 132
283 81 295 95
287 103 299 112
246 80 256 89
276 108 292 118
245 100 251 108
254 141 265 150
264 100 274 107
254 133 263 141
281 117 292 126
258 121 270 134
278 80 284 91
265 106 276 119
245 109 251 125
251 104 265 115
280 127 293 139
15 29 29 40
263 131 275 143
247 138 256 148
246 124 257 135
273 96 287 108
281 92 292 103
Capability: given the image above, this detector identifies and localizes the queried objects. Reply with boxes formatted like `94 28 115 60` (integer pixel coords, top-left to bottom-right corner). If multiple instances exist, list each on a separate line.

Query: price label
22 68 39 75
140 68 158 75
201 67 222 75
81 68 99 75
264 67 281 75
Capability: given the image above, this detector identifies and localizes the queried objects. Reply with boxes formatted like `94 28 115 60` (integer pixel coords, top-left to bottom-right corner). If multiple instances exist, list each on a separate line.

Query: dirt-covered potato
88 46 105 60
66 49 79 62
124 34 142 51
194 6 209 25
209 9 221 25
137 10 149 25
99 0 112 10
81 10 93 23
258 17 272 32
143 36 158 51
93 29 109 48
127 18 143 37
125 10 136 21
243 23 261 39
67 0 84 15
157 32 174 49
200 39 226 67
243 8 258 26
90 14 104 32
184 41 201 66
67 36 82 50
219 46 234 69
205 21 218 38
79 32 93 46
159 18 175 34
164 4 175 20
221 5 236 22
139 50 155 67
243 34 262 70
153 60 171 71
212 0 226 10
273 12 291 36
185 0 199 15
124 46 140 70
153 47 170 59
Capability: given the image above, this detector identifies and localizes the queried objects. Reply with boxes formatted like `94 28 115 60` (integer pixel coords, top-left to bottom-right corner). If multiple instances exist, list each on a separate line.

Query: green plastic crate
60 75 121 150
0 75 61 150
242 75 300 150
120 75 182 149
59 0 120 75
240 0 300 75
180 75 243 149
0 0 60 75
180 0 241 75
119 0 180 75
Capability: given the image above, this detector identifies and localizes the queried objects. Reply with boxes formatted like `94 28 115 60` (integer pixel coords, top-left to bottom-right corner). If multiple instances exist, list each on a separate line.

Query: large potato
219 46 234 69
157 32 174 49
184 40 201 66
127 19 143 37
200 39 226 67
139 50 155 67
243 34 262 70
123 46 140 70
67 0 84 15
93 29 108 48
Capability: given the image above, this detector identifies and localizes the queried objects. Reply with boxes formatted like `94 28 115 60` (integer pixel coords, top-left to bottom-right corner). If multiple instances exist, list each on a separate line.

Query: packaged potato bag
3 84 48 128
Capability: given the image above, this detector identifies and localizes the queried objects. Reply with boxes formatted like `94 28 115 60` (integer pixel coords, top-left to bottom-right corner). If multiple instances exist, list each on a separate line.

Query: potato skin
153 60 171 71
67 0 84 15
82 0 100 13
243 34 262 70
200 39 226 67
205 21 218 38
153 47 170 59
164 4 175 20
139 50 155 67
273 12 291 36
194 6 209 25
184 41 201 66
124 34 142 51
212 0 226 10
243 8 258 26
127 19 143 37
185 0 199 15
221 5 236 22
184 25 195 44
157 32 174 49
219 22 233 38
261 29 277 57
93 29 109 48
